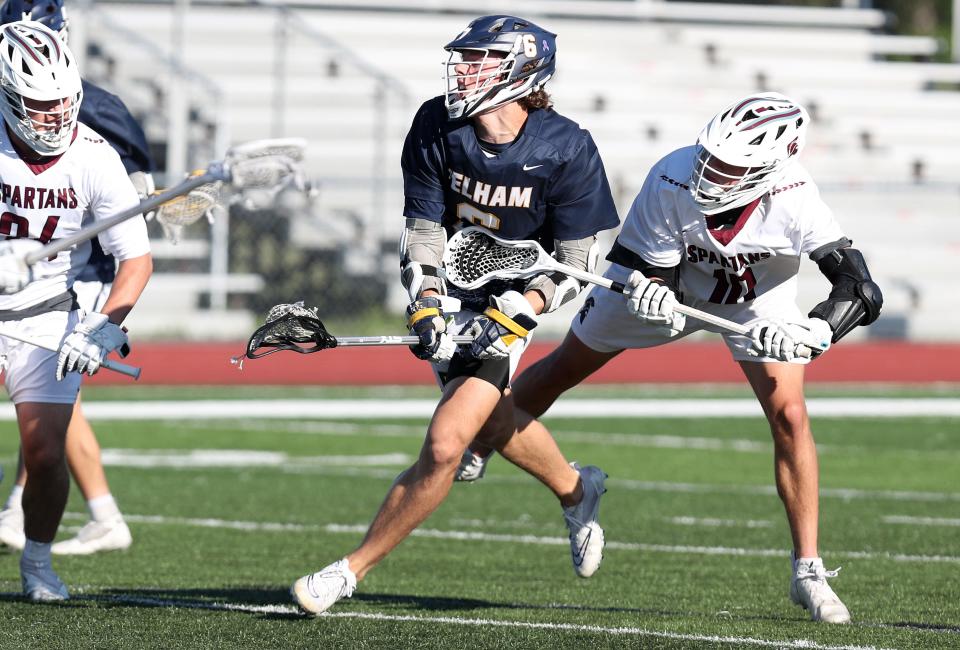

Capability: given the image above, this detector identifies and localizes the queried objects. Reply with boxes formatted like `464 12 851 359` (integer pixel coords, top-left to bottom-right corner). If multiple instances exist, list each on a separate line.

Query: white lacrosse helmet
0 20 82 156
690 92 808 214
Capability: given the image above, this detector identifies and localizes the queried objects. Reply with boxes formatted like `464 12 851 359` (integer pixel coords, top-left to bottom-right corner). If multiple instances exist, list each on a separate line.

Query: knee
21 438 65 473
422 434 468 471
769 400 810 441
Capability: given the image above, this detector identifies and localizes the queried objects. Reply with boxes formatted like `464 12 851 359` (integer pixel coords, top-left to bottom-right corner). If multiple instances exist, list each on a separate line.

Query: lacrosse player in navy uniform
0 0 152 557
465 93 883 624
292 15 620 615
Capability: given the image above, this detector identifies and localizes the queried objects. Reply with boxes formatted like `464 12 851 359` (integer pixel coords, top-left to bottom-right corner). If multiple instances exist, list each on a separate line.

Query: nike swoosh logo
573 529 591 565
522 164 543 171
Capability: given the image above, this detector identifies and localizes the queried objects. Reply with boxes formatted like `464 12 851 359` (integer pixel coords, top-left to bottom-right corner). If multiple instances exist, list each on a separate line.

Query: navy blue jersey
402 96 618 245
76 79 153 284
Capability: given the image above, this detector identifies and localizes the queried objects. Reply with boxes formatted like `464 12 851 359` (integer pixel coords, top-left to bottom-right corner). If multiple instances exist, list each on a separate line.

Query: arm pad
400 218 446 296
808 244 883 342
606 240 680 295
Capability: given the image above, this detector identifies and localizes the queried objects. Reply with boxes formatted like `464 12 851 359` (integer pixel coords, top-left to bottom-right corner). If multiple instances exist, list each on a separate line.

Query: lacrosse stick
442 227 816 358
23 138 308 266
0 330 141 379
234 302 474 365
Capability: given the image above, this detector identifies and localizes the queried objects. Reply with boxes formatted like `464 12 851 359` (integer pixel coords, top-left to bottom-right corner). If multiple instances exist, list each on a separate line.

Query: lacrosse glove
468 291 538 361
0 239 41 295
788 317 833 359
406 297 456 364
56 312 130 381
747 318 799 362
625 271 685 337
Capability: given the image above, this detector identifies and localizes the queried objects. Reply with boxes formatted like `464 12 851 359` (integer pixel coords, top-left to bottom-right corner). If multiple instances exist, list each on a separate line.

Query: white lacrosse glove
787 317 833 359
468 291 538 361
56 312 131 381
0 239 42 295
406 297 456 364
747 318 801 362
625 271 686 336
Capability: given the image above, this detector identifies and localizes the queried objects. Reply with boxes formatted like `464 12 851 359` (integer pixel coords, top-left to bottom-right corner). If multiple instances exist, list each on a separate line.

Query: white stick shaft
540 259 750 335
25 172 224 266
0 330 141 379
334 335 474 347
540 257 811 359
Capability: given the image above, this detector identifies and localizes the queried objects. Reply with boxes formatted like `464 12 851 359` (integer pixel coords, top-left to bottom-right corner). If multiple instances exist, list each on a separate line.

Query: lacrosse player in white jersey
0 21 151 601
466 93 882 624
0 0 152 557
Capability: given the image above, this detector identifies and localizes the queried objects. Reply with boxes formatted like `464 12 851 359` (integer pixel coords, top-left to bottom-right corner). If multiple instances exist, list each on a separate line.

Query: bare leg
739 360 818 558
16 402 72 542
479 332 620 506
346 376 504 580
64 396 111 500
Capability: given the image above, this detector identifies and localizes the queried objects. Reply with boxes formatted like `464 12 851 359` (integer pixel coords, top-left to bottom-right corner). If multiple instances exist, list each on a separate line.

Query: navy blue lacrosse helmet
443 15 557 120
0 0 67 37
0 0 67 35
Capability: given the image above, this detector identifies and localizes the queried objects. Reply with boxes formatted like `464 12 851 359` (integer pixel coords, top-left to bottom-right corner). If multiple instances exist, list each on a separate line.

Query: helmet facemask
445 47 545 119
2 90 81 155
691 145 784 215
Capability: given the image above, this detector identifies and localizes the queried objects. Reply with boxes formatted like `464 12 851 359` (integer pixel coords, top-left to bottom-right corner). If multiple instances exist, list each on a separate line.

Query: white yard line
99 449 411 468
91 448 960 503
57 594 896 650
668 516 773 528
56 512 958 565
1 398 958 420
882 515 960 527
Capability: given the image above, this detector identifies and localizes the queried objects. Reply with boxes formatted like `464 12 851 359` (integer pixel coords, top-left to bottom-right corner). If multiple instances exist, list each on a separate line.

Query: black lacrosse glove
467 291 538 361
406 297 455 363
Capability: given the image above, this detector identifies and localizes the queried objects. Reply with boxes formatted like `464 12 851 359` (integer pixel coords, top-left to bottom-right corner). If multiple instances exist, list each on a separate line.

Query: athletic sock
23 539 52 564
88 494 121 522
5 485 23 511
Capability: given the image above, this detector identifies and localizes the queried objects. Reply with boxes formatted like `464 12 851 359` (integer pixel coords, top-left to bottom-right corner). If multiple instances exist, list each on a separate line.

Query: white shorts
571 264 809 364
0 310 82 404
73 280 111 315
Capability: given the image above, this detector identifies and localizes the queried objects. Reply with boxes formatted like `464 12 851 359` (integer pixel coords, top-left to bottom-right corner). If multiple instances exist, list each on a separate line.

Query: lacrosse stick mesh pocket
154 182 221 229
245 302 337 358
445 229 541 287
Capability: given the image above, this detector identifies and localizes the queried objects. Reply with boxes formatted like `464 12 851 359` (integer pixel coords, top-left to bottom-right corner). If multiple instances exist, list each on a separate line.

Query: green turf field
0 387 956 649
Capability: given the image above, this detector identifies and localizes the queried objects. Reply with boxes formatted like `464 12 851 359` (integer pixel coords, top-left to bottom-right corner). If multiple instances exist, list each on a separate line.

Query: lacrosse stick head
153 175 222 244
244 301 337 359
442 226 543 290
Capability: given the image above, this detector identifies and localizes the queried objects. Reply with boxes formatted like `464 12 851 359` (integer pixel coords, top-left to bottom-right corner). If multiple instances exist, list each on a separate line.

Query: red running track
87 341 960 385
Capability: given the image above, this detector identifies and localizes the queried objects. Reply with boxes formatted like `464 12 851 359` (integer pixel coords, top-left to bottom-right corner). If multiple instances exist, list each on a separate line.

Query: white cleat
291 558 357 616
454 449 492 482
0 507 25 551
562 463 607 578
790 556 851 623
52 517 132 555
21 556 69 602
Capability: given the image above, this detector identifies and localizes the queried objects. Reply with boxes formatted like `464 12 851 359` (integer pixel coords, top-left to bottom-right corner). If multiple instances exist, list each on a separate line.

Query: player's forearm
400 218 446 298
98 253 153 324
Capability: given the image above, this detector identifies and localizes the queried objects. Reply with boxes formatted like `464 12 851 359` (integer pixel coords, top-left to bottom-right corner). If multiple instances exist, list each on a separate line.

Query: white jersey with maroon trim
0 120 150 312
615 145 844 308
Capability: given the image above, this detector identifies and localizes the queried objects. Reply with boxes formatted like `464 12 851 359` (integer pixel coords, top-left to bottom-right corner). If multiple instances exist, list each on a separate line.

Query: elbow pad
808 246 883 342
525 237 599 313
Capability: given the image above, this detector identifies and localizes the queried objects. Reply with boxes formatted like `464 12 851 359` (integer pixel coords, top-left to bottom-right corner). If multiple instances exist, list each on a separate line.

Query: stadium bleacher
85 1 959 341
